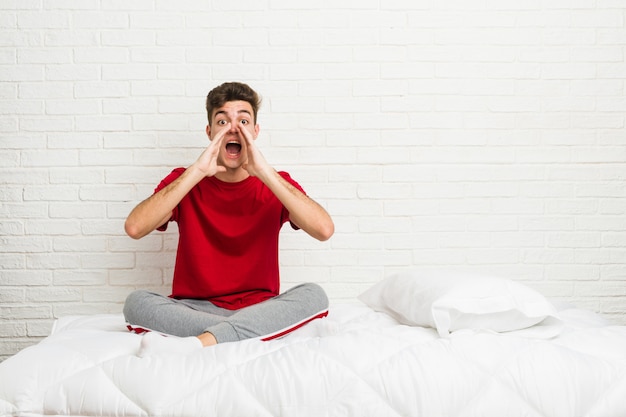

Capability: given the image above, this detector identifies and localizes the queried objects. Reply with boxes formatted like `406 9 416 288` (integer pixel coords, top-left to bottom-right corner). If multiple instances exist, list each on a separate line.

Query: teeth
225 141 242 155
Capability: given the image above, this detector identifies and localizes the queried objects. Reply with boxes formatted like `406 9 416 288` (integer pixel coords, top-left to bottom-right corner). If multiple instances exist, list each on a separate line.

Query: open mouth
225 141 242 157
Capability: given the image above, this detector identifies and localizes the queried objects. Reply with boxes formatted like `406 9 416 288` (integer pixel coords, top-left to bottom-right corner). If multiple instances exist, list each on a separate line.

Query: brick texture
1 1 625 360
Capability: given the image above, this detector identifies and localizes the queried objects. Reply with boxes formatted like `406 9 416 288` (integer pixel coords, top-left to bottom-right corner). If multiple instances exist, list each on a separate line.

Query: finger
235 126 251 157
210 123 230 148
236 124 254 146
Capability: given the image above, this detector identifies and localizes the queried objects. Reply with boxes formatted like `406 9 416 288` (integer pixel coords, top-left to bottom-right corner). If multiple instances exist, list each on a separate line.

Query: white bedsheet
1 303 626 417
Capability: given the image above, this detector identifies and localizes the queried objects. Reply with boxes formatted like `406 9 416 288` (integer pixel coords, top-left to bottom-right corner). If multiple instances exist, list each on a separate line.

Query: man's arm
124 166 205 239
124 125 229 240
238 125 334 242
262 170 335 241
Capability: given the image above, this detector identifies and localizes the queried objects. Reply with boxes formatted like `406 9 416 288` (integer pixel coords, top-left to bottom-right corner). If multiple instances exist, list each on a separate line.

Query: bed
2 271 626 417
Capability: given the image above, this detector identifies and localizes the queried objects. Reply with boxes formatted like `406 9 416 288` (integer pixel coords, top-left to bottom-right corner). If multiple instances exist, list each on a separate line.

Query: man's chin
217 156 237 167
216 158 247 174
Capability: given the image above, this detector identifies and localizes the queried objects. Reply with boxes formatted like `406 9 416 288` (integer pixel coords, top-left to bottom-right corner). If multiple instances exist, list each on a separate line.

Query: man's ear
206 124 212 141
254 124 260 140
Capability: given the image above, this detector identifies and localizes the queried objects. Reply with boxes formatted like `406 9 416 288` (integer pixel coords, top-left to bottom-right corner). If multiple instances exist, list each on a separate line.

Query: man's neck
214 168 250 183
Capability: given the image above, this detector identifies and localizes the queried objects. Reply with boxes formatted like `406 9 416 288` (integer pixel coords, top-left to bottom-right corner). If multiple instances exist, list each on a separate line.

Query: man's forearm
260 170 334 242
124 166 205 239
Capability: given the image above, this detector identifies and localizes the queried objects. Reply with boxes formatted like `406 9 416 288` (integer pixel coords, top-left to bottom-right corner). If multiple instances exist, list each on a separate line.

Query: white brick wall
1 1 625 360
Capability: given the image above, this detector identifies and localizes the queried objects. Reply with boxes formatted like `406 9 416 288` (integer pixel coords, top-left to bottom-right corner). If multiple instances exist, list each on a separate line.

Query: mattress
1 302 626 417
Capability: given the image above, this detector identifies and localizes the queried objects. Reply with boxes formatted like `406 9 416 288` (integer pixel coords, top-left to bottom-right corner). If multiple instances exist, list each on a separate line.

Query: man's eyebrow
213 109 252 118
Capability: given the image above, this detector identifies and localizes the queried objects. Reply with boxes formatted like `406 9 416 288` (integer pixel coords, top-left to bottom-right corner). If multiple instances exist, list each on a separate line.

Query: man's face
206 100 259 170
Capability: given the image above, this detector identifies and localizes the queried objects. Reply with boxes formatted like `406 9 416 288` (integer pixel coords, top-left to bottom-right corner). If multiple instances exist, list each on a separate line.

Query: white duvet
1 303 626 417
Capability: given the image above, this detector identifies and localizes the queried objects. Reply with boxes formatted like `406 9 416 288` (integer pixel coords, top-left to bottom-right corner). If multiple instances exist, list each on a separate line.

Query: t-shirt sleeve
278 171 307 230
154 168 185 232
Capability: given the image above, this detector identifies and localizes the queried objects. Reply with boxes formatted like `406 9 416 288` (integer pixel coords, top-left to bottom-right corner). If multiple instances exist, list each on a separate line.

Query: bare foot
197 332 218 347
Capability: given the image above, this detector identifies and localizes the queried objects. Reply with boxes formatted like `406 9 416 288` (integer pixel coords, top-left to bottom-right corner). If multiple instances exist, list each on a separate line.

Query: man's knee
298 282 329 311
123 290 151 324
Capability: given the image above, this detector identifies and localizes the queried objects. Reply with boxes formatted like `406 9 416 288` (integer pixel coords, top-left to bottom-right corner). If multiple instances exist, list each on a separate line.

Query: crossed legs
123 283 329 355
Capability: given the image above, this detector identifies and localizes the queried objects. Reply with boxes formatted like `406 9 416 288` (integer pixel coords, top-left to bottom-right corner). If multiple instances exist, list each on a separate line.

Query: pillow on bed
358 270 560 337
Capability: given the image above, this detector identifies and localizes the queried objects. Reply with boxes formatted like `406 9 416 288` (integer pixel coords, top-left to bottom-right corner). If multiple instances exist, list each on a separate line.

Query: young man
123 82 334 356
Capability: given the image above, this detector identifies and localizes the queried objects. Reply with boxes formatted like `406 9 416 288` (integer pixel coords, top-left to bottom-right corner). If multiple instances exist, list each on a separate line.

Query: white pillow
358 270 561 338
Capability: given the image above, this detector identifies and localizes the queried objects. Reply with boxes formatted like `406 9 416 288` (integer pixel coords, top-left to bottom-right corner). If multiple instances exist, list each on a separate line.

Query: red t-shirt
155 168 304 310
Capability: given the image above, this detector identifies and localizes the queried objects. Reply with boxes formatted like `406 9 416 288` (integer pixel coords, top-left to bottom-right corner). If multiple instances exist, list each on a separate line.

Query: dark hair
205 82 262 125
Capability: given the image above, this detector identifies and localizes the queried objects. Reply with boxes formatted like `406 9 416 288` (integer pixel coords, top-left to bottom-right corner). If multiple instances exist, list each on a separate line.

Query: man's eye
240 119 248 125
217 120 227 125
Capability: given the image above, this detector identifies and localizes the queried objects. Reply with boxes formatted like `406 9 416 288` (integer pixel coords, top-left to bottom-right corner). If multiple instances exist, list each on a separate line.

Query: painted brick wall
1 1 625 360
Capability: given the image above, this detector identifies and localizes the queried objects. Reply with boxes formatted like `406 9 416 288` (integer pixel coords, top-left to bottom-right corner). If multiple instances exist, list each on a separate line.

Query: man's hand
237 123 273 180
192 123 230 178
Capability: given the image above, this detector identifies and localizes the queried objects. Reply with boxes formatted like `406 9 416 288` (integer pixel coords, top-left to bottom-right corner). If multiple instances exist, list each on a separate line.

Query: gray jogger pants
123 283 329 343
